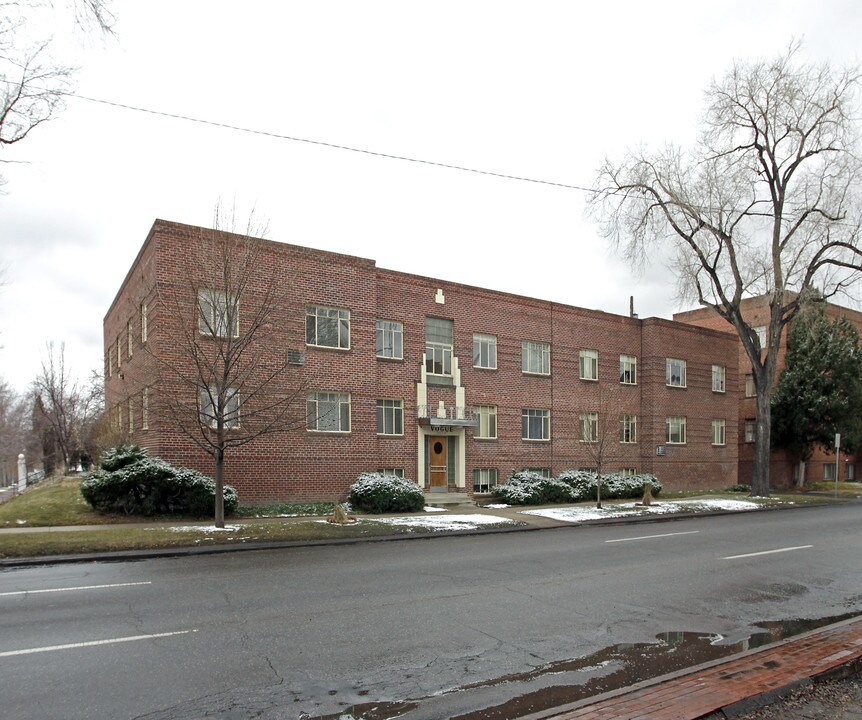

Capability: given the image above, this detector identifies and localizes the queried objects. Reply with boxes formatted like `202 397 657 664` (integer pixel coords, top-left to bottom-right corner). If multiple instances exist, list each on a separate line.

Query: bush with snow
81 445 238 517
492 471 577 505
348 472 425 513
494 470 662 505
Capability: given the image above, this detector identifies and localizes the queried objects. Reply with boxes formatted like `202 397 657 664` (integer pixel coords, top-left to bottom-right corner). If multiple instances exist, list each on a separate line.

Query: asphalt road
1 504 861 719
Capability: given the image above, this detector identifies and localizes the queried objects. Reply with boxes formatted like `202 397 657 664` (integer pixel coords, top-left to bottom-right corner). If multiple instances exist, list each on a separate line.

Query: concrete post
17 453 27 491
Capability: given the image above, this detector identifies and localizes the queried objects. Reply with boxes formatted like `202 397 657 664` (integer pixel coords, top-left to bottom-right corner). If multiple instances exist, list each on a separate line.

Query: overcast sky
1 1 860 393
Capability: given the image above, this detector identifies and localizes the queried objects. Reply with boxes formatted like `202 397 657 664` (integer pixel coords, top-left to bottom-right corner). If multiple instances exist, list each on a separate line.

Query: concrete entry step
423 493 474 507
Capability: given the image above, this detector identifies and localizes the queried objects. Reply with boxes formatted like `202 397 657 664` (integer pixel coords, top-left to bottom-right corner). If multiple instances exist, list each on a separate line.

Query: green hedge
348 472 425 513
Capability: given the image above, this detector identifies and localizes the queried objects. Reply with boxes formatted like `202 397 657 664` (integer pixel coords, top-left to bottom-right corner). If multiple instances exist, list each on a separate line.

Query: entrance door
428 436 448 491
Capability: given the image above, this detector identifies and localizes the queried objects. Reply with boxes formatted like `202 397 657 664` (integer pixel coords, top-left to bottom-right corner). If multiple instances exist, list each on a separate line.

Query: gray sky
1 1 861 393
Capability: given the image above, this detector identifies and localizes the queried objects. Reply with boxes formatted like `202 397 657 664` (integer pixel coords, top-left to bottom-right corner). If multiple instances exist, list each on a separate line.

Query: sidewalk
521 615 862 720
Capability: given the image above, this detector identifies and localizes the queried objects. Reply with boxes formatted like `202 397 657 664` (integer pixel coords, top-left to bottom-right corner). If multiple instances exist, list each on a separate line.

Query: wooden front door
428 436 448 491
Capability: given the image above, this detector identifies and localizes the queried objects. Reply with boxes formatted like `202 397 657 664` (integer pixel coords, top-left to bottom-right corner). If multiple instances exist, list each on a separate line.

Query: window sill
580 377 598 383
307 430 352 435
376 355 404 362
473 366 497 371
666 384 687 389
307 344 351 352
522 372 551 378
620 382 638 387
522 438 551 442
474 437 497 442
377 433 405 438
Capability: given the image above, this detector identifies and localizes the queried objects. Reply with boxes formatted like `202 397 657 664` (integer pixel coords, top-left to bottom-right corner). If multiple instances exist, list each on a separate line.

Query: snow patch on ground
485 504 510 509
373 514 518 531
423 506 448 512
165 525 242 532
522 498 761 523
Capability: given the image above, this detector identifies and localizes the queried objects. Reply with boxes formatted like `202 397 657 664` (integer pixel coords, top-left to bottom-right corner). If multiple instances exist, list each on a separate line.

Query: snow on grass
522 498 761 523
373 514 519 532
485 504 510 509
424 506 447 512
164 525 242 532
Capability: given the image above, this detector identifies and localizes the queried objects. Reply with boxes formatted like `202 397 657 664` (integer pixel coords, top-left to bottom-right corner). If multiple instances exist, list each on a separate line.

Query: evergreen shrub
348 472 425 513
495 470 662 505
492 471 576 505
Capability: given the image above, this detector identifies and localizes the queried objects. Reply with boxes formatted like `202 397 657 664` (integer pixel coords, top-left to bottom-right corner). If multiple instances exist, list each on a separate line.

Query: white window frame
620 414 637 444
128 397 134 433
753 325 767 350
425 317 454 376
376 398 404 436
473 333 497 370
522 341 550 375
127 320 133 358
199 386 240 430
745 374 756 397
744 419 756 443
579 349 599 381
666 416 687 444
666 358 687 387
524 468 551 478
474 405 497 439
307 391 351 433
580 411 598 443
376 320 403 359
712 419 726 446
620 354 637 385
712 365 726 393
824 463 836 482
141 388 149 430
199 289 239 338
846 464 856 481
619 467 637 477
141 301 148 344
306 305 350 349
522 408 550 441
378 468 405 478
116 335 121 369
473 468 498 493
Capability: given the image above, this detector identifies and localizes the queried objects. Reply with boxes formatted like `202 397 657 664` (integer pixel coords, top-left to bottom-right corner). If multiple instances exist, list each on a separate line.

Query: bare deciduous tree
0 376 28 484
148 206 309 527
589 44 862 496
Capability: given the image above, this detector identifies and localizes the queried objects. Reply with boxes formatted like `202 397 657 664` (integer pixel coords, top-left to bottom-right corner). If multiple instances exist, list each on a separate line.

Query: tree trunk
214 447 225 528
751 386 772 496
796 459 806 489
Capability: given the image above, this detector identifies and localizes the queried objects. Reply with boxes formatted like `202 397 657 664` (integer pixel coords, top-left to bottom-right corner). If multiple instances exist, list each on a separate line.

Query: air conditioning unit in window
287 350 305 366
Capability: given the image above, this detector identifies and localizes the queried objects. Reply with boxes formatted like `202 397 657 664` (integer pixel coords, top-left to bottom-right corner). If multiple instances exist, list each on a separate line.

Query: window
473 468 498 493
712 419 726 446
199 289 239 337
141 301 148 344
744 419 756 443
579 349 599 381
824 464 836 481
580 411 598 442
525 468 551 478
522 341 550 375
425 317 453 376
620 414 637 443
378 468 404 478
306 305 350 349
376 399 404 435
376 320 403 359
117 403 122 431
474 405 497 439
128 398 134 433
619 468 637 477
753 325 767 350
127 320 133 358
666 416 687 444
712 365 726 393
473 333 497 369
620 355 637 385
199 386 240 429
116 335 121 369
745 374 756 397
108 350 113 378
666 358 686 387
847 464 856 481
522 408 550 440
142 388 149 430
307 392 351 432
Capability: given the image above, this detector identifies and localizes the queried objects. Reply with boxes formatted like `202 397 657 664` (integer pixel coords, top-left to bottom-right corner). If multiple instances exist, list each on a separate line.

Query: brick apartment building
104 219 741 503
676 298 862 488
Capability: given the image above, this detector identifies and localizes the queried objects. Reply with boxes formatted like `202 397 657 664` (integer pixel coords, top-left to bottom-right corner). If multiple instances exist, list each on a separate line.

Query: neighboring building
104 220 739 503
675 296 862 488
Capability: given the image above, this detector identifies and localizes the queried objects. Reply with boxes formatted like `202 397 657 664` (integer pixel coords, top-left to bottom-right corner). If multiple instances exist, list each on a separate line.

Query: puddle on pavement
309 612 860 720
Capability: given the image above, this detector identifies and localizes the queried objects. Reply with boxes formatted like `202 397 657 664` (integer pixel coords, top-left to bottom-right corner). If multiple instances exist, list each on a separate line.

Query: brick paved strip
529 617 862 720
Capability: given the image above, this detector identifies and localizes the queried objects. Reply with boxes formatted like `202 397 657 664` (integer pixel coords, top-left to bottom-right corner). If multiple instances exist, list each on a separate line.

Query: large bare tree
148 207 308 527
590 44 862 496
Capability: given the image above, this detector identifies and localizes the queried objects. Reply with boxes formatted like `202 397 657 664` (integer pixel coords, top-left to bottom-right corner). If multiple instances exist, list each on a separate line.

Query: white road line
606 531 700 543
0 581 152 597
0 629 198 658
722 545 813 560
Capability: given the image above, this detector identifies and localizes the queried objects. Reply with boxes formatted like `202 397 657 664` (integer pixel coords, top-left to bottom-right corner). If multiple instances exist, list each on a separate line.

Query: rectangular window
620 414 637 443
128 397 134 433
579 349 599 381
474 405 497 439
745 374 756 397
619 468 637 477
473 468 498 493
580 411 598 442
712 419 726 446
378 468 405 478
108 350 113 378
666 358 686 387
199 386 240 429
522 341 550 375
307 391 351 432
142 388 149 430
522 408 550 441
753 325 767 350
473 333 497 369
117 402 122 430
376 399 404 435
666 416 687 444
199 289 239 337
744 419 756 443
846 464 856 481
116 336 121 369
306 305 350 349
376 320 403 359
127 320 133 358
620 354 638 385
425 317 454 376
712 365 726 393
141 301 148 344
824 463 836 481
525 468 551 478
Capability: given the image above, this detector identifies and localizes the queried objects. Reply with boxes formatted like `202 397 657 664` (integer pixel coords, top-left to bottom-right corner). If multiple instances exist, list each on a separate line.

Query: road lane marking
0 581 152 597
0 629 198 658
722 545 813 560
606 531 700 543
